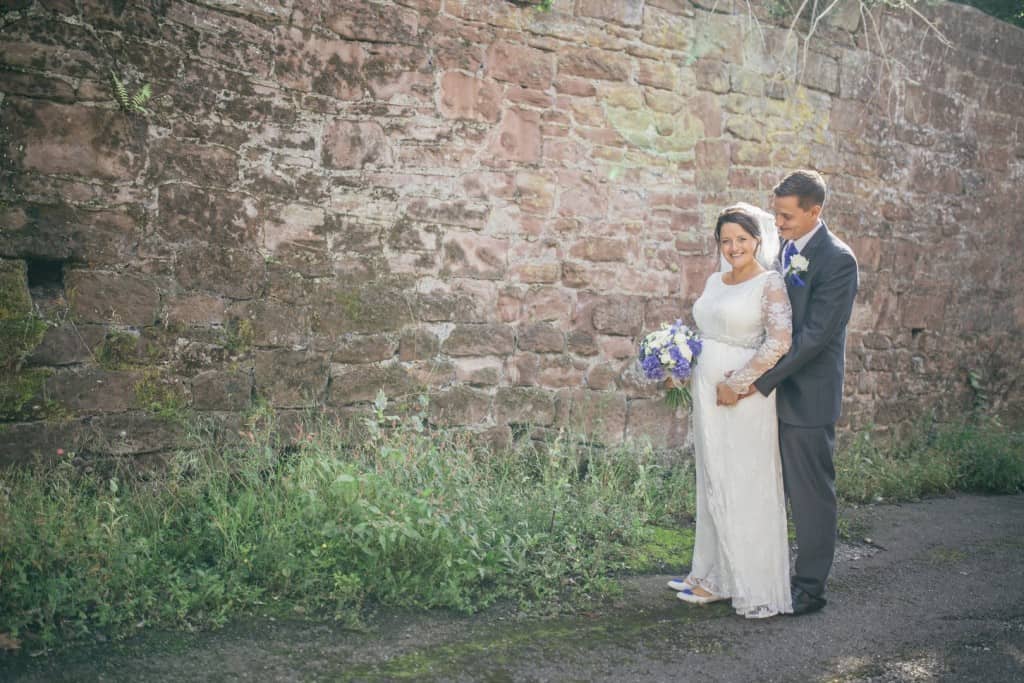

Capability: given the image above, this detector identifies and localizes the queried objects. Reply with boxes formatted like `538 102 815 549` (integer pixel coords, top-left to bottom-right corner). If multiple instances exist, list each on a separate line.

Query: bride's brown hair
714 206 762 256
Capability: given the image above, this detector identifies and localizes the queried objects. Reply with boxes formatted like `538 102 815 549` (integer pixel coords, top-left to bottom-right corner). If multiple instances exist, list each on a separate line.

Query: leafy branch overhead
110 71 152 115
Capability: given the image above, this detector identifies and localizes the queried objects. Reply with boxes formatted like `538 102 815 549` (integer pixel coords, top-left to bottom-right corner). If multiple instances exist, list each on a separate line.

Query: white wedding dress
688 269 793 618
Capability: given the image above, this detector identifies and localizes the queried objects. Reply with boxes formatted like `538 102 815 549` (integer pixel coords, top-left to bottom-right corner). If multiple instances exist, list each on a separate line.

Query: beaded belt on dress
700 332 761 350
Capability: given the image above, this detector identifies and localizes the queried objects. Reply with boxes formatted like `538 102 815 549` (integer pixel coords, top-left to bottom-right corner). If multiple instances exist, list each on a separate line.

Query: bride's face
719 222 759 270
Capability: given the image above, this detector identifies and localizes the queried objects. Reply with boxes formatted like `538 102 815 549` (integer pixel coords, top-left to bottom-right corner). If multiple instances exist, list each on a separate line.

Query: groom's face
773 195 821 242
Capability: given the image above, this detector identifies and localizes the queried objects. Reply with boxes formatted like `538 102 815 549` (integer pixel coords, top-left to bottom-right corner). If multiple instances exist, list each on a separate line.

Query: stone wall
2 0 1023 463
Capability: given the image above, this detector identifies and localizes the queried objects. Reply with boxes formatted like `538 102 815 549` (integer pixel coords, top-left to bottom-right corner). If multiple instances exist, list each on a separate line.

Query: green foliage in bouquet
665 386 692 411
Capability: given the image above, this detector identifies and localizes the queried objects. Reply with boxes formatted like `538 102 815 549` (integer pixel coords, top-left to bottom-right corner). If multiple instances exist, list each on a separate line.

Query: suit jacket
753 223 859 427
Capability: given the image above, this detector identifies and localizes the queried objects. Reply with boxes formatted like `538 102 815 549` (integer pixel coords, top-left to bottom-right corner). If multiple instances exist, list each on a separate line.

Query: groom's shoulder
822 226 857 264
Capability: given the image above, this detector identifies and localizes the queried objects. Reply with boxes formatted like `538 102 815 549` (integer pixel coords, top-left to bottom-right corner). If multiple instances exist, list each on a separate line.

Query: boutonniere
785 254 809 287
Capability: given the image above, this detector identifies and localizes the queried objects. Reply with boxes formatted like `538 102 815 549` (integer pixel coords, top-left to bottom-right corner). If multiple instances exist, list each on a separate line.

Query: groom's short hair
774 170 827 210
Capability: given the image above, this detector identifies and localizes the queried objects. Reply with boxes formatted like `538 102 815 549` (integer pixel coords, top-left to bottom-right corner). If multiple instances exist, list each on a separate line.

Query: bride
669 203 793 618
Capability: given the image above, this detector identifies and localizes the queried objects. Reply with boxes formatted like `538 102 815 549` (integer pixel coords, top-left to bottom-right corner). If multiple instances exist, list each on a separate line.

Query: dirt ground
4 493 1023 682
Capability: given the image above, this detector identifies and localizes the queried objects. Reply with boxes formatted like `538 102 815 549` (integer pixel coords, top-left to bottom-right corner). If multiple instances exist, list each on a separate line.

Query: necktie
783 241 798 270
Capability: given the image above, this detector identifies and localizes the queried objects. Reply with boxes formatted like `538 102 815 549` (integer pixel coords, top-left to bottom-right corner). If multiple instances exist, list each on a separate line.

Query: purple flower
670 358 691 380
687 338 703 357
641 354 664 380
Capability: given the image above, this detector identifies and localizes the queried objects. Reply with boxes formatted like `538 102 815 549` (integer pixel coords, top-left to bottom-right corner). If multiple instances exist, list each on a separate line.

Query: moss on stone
0 366 58 421
97 330 139 369
224 318 254 355
0 259 48 374
133 369 189 422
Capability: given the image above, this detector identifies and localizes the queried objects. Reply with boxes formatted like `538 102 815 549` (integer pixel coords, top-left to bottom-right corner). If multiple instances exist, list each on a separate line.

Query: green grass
835 417 1024 503
0 402 695 652
2 401 1020 654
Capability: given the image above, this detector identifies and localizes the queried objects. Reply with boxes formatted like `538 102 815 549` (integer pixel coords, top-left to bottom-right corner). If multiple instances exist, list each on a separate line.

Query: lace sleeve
725 272 792 393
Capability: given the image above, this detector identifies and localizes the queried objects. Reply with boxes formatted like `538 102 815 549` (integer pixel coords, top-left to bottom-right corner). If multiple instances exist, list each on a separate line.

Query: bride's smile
718 221 764 281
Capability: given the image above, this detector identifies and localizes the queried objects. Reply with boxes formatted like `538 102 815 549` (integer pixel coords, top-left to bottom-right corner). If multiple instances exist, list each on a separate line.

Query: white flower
790 254 809 272
659 350 674 366
678 344 693 362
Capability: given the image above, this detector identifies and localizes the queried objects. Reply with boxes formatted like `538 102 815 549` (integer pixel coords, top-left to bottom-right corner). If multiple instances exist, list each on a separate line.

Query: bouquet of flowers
637 320 703 409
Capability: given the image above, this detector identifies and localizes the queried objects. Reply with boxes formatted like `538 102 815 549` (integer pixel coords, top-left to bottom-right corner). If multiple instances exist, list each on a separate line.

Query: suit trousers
779 421 837 598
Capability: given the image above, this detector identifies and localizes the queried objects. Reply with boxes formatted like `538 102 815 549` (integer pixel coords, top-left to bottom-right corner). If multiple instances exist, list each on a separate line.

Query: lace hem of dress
685 575 791 619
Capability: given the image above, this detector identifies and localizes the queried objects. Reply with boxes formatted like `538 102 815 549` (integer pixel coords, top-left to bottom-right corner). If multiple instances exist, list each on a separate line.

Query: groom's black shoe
789 587 827 616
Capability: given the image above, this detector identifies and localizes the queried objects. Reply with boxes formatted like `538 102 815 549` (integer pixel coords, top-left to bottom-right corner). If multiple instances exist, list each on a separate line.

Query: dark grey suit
753 223 858 598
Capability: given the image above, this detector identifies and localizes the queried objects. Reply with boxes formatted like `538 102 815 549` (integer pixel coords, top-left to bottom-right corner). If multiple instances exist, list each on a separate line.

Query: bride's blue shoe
667 577 693 592
676 588 727 605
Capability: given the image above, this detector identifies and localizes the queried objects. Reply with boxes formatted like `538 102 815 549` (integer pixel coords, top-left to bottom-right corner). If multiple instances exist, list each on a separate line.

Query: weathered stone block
362 43 433 100
579 0 643 25
0 204 137 266
586 362 620 390
399 327 441 361
523 286 573 322
405 198 491 229
494 386 556 425
157 184 260 245
442 323 515 356
567 329 599 356
254 349 327 408
148 138 239 187
81 412 187 456
323 0 419 43
327 361 420 405
45 367 139 413
453 357 503 386
592 296 644 336
429 385 491 426
558 47 630 81
626 397 687 449
486 40 554 89
327 333 400 363
67 270 159 327
642 6 690 50
439 72 502 122
323 120 392 169
566 389 626 444
488 108 542 163
311 278 415 334
175 246 265 300
228 300 308 348
166 295 227 327
442 232 508 280
274 26 364 99
517 322 564 353
5 98 145 181
569 237 628 262
192 369 252 411
27 323 101 366
801 51 840 95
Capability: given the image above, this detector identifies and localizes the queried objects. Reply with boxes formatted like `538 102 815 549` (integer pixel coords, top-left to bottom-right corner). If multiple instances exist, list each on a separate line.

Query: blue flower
641 354 664 380
670 358 691 380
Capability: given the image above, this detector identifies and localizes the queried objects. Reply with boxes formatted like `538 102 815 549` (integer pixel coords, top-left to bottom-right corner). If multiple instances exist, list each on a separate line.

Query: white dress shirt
791 220 824 253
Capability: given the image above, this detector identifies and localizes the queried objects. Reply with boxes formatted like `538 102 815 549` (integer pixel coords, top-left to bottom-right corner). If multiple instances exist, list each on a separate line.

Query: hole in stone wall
26 258 65 291
26 258 66 311
911 328 924 340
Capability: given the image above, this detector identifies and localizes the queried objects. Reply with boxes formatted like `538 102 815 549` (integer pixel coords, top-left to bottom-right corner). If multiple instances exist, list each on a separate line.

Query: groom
746 170 859 615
